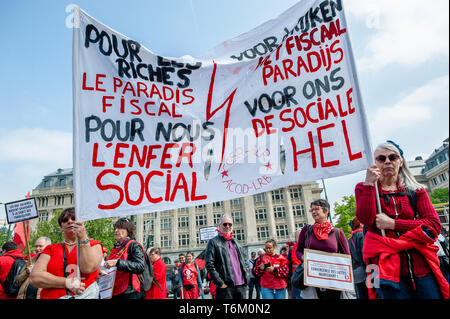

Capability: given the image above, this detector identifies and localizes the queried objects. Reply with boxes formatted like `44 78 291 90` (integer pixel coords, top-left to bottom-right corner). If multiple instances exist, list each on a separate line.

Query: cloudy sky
0 0 448 220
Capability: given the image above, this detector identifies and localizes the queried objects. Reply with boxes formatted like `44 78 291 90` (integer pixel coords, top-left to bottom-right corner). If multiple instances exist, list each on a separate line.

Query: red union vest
107 240 142 296
182 262 198 286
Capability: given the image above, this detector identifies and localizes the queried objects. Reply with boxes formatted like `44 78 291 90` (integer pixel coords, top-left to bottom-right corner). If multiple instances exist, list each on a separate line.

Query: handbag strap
61 243 73 297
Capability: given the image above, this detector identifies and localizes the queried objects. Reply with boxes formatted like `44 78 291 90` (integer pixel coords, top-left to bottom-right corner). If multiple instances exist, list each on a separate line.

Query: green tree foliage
430 188 449 204
333 195 356 238
30 210 116 253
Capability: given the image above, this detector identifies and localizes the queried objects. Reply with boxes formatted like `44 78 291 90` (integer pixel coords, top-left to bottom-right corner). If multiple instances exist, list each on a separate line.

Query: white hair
218 214 232 225
375 142 424 191
36 236 52 246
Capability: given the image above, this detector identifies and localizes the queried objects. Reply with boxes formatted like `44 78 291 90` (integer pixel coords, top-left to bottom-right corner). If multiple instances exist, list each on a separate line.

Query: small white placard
98 267 117 299
199 226 217 241
304 249 354 292
5 198 39 224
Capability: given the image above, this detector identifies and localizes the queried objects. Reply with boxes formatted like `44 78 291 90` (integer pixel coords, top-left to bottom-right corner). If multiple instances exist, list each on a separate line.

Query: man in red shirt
145 247 167 299
0 241 27 299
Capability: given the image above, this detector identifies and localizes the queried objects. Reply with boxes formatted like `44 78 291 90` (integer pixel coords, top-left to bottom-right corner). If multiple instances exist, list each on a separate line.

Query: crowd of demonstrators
1 143 448 301
30 208 103 299
356 141 448 299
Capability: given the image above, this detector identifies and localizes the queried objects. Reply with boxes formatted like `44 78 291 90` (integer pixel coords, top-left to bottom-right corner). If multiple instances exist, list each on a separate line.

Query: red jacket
363 225 449 299
145 257 167 299
254 254 289 290
0 250 27 299
355 182 442 277
107 240 142 296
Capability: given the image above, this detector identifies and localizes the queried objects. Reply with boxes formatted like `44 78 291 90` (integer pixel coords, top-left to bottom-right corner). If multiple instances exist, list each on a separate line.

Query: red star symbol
265 162 272 170
221 170 229 178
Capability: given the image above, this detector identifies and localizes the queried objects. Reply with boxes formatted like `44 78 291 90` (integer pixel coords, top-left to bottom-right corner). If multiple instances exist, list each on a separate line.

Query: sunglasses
222 223 233 227
62 216 76 223
376 154 400 163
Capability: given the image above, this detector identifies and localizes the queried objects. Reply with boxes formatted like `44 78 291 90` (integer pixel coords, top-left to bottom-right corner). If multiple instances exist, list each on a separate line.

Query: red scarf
313 221 333 240
216 229 234 241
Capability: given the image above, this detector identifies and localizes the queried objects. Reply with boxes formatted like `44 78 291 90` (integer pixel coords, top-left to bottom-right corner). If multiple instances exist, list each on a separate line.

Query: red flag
13 221 30 253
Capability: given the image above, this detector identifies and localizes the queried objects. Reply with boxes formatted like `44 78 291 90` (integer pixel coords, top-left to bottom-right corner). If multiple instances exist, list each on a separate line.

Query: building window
273 206 286 219
59 178 66 187
161 218 171 230
178 207 188 213
232 211 243 224
230 198 241 206
196 215 207 226
213 213 222 225
293 204 305 217
213 201 224 209
178 216 189 228
295 223 306 230
195 205 206 212
253 193 265 204
439 173 447 182
234 229 245 241
257 226 270 240
179 234 190 246
144 220 154 232
161 235 171 248
290 187 303 201
271 189 284 201
39 212 48 223
432 177 439 186
276 224 289 238
255 208 267 220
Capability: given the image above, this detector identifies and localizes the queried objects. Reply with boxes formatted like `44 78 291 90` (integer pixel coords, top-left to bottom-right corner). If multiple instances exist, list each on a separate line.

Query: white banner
73 0 372 221
304 248 354 292
5 198 39 224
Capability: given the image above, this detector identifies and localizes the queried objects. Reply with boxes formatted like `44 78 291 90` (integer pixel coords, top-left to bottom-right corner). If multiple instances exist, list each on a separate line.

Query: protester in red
179 251 203 299
104 217 145 299
356 141 445 299
0 241 27 299
145 247 167 299
295 199 350 299
254 239 289 299
30 208 103 299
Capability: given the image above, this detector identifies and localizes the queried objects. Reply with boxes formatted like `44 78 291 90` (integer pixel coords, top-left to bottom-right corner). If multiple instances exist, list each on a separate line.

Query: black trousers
215 285 247 299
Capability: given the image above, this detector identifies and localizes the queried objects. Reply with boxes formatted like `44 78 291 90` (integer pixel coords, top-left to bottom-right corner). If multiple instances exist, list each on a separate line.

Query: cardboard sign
304 248 354 292
199 226 218 241
98 266 117 299
72 0 372 221
4 198 39 224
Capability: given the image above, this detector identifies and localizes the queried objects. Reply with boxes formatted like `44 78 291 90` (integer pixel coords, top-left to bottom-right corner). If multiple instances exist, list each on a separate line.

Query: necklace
64 240 76 246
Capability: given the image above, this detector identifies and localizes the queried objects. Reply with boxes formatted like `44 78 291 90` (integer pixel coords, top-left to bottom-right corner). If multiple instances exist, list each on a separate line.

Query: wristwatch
79 238 90 245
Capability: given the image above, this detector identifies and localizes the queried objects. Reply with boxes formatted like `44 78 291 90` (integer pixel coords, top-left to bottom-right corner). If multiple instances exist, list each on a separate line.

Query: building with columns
31 168 322 264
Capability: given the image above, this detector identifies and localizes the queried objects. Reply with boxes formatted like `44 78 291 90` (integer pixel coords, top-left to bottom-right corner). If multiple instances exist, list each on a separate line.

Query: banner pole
22 222 32 266
374 183 386 237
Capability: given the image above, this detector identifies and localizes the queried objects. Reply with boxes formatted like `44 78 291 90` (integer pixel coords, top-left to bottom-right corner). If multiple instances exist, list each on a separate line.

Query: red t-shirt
256 254 289 290
40 240 102 299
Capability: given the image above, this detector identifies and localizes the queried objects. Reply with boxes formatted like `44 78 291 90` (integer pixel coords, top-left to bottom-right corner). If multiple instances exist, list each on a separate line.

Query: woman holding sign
355 141 448 299
254 239 289 299
295 199 350 299
104 217 145 299
30 208 103 299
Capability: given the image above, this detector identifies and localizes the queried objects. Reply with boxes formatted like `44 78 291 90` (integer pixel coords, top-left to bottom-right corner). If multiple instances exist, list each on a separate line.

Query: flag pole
22 222 32 266
374 184 386 236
